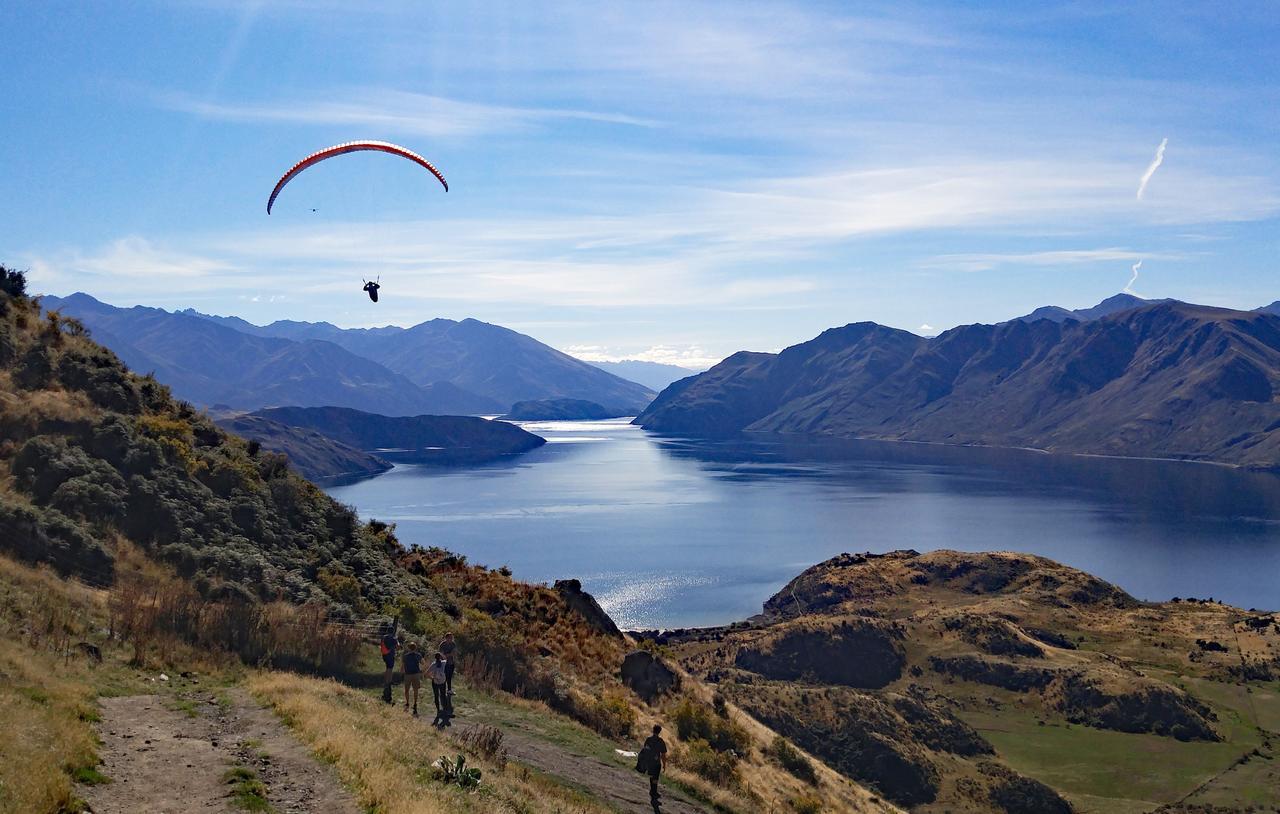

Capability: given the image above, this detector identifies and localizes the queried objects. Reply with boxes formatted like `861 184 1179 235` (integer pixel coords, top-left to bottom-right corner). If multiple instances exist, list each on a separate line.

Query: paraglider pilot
363 279 381 303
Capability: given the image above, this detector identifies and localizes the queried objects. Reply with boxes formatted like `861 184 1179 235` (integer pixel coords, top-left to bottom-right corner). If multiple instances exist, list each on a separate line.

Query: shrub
766 736 819 785
453 724 507 770
790 793 823 814
1 265 27 298
456 609 544 696
572 688 637 739
317 568 366 613
672 696 752 755
681 738 738 785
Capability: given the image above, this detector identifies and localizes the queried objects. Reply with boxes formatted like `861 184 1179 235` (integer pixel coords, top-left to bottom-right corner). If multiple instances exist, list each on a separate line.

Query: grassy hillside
652 549 1280 812
2 270 893 814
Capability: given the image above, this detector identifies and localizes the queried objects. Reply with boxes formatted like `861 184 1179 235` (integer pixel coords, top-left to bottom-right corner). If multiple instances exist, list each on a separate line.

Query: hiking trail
82 687 360 814
442 693 712 814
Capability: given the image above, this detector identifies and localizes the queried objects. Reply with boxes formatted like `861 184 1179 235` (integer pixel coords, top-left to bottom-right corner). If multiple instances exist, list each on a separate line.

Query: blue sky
3 1 1277 368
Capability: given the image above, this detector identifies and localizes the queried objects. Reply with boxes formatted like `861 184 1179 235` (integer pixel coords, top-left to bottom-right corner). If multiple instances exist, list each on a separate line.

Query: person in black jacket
642 724 668 810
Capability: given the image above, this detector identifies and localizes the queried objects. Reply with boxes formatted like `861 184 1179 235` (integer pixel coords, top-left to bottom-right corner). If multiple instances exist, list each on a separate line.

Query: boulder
554 579 622 638
620 650 680 702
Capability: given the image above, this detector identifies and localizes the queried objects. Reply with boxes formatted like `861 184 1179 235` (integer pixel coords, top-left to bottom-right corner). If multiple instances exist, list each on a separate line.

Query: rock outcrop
554 579 622 638
620 650 680 702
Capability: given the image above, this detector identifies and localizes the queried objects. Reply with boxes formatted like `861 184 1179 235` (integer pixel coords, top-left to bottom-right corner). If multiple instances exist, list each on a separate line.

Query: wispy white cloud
922 247 1169 273
158 87 661 137
1136 137 1168 199
28 146 1275 312
28 237 236 285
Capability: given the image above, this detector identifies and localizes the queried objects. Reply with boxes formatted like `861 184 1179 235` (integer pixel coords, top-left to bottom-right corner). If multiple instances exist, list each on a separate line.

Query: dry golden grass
642 661 902 814
248 671 615 814
0 636 100 814
0 556 109 814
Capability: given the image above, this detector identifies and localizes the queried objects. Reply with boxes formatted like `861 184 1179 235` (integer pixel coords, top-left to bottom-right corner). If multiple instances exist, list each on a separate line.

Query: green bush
681 738 738 785
672 697 752 755
574 688 637 739
766 736 819 785
1 265 26 298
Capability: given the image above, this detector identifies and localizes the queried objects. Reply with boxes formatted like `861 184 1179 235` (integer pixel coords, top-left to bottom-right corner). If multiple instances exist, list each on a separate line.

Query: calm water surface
326 419 1280 629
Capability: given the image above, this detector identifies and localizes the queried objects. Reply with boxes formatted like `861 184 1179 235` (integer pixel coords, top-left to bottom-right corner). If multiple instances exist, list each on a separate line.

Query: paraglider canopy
363 279 381 303
266 140 448 214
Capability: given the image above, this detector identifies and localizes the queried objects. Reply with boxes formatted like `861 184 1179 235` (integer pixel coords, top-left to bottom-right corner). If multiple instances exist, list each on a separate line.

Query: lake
325 419 1280 629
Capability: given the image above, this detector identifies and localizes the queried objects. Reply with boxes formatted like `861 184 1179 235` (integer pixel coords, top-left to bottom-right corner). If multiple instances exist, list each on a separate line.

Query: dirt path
83 688 361 814
429 696 707 814
493 726 708 814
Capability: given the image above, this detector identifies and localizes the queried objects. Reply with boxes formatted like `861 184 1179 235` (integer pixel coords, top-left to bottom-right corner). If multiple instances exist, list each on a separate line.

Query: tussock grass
0 636 100 814
0 555 107 814
248 671 613 814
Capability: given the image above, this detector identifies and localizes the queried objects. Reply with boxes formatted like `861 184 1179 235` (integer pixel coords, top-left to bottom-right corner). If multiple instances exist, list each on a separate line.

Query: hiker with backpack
379 624 398 704
635 723 668 810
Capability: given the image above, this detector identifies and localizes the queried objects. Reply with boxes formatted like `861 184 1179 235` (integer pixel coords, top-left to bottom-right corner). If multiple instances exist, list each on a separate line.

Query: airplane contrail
1136 138 1168 199
1125 260 1142 295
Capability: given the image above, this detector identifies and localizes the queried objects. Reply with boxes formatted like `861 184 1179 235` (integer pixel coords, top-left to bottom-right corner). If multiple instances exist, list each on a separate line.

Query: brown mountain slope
637 302 1280 468
647 550 1280 813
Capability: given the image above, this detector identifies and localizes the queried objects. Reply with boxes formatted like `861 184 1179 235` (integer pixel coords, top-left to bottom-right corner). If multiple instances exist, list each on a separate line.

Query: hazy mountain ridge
638 299 1280 468
182 306 655 411
500 398 628 421
585 359 701 391
43 293 486 415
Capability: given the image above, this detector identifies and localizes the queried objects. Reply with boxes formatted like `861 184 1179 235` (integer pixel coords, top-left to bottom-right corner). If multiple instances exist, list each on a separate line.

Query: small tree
1 265 28 299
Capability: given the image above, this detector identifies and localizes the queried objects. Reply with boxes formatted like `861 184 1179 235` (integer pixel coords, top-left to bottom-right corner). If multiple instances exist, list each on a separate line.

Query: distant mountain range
637 296 1280 469
1012 292 1174 323
182 309 655 411
500 398 628 421
43 294 654 415
584 359 701 391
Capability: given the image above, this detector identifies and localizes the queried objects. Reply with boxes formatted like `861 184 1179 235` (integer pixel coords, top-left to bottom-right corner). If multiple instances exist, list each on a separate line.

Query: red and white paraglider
266 141 448 302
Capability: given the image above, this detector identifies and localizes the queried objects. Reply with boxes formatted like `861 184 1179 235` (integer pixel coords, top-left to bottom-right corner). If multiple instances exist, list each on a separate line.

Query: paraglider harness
363 277 381 303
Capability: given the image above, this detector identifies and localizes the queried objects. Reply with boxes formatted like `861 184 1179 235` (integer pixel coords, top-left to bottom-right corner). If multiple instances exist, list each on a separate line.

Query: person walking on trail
640 724 668 810
402 642 424 716
428 651 450 726
379 625 398 704
438 632 457 695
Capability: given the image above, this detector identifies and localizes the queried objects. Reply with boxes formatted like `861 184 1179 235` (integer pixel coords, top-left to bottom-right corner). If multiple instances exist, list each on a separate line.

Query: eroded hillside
647 550 1280 813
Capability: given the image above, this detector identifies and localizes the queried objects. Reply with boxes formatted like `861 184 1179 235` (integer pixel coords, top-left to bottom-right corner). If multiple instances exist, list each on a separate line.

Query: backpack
634 746 653 774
